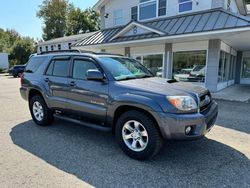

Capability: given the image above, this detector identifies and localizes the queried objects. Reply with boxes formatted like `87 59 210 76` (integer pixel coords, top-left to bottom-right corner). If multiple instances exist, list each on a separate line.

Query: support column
125 47 130 57
206 39 221 92
164 43 173 79
235 51 243 84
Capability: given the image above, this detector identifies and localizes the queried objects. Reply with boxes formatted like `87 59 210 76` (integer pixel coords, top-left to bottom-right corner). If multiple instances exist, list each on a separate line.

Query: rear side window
46 59 70 77
25 56 46 73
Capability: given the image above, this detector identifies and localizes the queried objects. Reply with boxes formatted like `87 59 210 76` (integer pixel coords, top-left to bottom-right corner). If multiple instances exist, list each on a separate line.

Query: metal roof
38 32 97 46
73 8 250 47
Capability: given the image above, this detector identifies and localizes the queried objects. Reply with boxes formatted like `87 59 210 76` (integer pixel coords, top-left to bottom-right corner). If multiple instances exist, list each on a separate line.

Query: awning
72 8 250 50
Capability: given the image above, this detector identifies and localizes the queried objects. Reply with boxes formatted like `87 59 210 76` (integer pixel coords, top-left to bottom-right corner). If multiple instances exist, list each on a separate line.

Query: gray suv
20 51 218 160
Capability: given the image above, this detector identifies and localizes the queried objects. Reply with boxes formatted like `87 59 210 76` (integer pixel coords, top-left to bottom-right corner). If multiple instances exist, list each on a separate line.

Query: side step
54 114 112 132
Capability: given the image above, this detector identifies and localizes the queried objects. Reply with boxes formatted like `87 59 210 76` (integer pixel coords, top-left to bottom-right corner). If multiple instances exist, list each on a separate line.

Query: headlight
167 96 198 111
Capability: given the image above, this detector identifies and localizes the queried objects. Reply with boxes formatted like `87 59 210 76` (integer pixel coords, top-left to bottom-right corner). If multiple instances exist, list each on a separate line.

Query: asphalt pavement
0 75 249 188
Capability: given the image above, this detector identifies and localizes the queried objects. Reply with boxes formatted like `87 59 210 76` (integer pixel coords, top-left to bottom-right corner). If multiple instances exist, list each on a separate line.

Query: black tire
115 110 163 160
29 95 54 126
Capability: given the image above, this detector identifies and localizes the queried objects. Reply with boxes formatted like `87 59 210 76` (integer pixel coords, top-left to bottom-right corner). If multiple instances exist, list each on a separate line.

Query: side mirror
86 69 104 81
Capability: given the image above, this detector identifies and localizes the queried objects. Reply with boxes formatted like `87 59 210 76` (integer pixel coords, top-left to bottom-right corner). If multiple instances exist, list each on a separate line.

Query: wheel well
28 89 43 102
112 105 162 136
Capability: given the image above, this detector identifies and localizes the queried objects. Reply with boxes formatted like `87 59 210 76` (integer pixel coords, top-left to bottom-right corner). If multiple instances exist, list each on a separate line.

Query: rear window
25 56 47 73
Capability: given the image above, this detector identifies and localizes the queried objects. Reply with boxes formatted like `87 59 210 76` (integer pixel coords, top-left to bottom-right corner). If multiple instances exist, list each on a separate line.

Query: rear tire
115 110 163 160
29 95 54 126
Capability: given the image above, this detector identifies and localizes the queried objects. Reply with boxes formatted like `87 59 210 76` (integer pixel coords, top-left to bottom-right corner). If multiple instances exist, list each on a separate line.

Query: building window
51 45 54 51
139 0 157 20
229 55 236 80
131 6 138 21
68 43 71 49
134 54 163 77
242 58 250 79
218 51 230 82
179 0 192 13
39 47 42 52
58 44 61 50
113 9 123 26
45 46 48 52
158 0 167 16
173 51 206 82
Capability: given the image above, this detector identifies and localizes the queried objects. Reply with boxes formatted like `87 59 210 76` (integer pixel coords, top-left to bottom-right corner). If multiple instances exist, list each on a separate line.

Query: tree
37 0 68 40
9 37 36 65
66 6 100 36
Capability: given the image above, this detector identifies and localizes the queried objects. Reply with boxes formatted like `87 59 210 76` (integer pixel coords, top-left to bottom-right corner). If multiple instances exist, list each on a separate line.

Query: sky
0 0 98 40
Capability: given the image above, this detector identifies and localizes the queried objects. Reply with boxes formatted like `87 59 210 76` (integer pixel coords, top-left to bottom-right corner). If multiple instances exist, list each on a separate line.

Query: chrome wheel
32 101 44 121
122 120 148 152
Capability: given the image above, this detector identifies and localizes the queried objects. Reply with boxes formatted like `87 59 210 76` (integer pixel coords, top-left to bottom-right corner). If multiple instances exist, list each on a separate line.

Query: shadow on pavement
10 119 250 187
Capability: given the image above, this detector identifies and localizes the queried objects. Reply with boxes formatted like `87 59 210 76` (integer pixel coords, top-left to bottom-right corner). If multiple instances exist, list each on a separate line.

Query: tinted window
25 56 46 73
53 60 70 77
73 60 98 80
46 62 54 75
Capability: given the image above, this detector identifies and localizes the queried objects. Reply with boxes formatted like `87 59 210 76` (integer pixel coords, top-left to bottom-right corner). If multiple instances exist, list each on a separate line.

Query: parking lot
0 75 249 188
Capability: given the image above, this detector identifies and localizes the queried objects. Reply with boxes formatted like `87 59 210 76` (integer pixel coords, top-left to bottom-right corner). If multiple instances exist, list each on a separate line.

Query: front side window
52 60 70 77
139 0 157 20
179 0 192 13
114 9 123 26
99 57 153 81
73 60 98 80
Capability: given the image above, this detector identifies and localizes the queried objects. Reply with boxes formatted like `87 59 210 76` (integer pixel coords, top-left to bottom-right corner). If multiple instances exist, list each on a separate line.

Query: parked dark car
20 51 218 160
8 65 26 77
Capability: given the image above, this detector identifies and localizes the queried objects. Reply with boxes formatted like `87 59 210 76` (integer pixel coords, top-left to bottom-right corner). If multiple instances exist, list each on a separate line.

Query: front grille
199 92 211 112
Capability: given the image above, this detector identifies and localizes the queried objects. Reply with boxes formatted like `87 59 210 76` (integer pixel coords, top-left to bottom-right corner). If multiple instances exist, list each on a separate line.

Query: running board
54 114 112 132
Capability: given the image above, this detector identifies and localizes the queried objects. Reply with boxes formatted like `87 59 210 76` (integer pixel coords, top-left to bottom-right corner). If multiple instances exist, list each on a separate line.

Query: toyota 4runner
20 50 218 160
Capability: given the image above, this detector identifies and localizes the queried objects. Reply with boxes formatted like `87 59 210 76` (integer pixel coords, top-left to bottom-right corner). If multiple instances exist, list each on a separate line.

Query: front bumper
157 101 218 140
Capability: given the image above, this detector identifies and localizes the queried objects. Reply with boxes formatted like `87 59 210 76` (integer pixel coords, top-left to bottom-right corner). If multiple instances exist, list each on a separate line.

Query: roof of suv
34 50 124 59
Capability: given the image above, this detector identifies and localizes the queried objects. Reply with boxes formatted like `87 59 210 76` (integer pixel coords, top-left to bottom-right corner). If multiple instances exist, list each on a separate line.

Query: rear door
66 57 109 123
43 56 71 109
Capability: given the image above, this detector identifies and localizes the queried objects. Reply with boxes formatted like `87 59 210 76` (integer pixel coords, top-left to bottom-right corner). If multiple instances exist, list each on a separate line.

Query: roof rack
37 49 124 57
38 49 84 55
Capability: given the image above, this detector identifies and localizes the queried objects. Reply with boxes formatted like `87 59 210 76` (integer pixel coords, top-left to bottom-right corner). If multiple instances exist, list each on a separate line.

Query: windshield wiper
117 76 137 81
137 75 153 79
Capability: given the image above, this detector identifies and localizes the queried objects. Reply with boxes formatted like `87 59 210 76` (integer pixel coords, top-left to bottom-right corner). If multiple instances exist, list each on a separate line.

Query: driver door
66 57 109 123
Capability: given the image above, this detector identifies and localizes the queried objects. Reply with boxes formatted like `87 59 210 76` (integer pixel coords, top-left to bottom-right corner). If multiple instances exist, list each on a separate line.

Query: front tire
29 95 54 126
116 111 163 160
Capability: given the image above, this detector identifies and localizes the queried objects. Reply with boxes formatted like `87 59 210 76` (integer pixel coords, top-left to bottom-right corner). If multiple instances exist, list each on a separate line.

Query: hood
116 77 208 97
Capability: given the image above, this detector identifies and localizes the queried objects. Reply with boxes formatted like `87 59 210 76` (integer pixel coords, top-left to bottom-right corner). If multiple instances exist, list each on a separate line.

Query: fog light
185 126 192 135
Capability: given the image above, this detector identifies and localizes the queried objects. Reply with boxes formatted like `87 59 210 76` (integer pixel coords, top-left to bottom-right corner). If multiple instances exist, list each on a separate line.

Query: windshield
99 57 153 81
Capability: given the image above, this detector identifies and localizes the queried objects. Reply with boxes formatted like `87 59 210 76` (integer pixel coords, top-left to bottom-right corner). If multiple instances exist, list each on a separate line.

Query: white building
72 0 250 92
37 32 97 54
0 52 9 70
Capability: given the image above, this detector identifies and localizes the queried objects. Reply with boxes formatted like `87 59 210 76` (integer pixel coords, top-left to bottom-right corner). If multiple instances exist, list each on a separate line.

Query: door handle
44 77 49 82
69 81 76 87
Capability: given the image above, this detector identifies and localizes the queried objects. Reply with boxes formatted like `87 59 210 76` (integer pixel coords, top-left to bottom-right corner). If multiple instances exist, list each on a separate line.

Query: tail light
20 73 24 85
